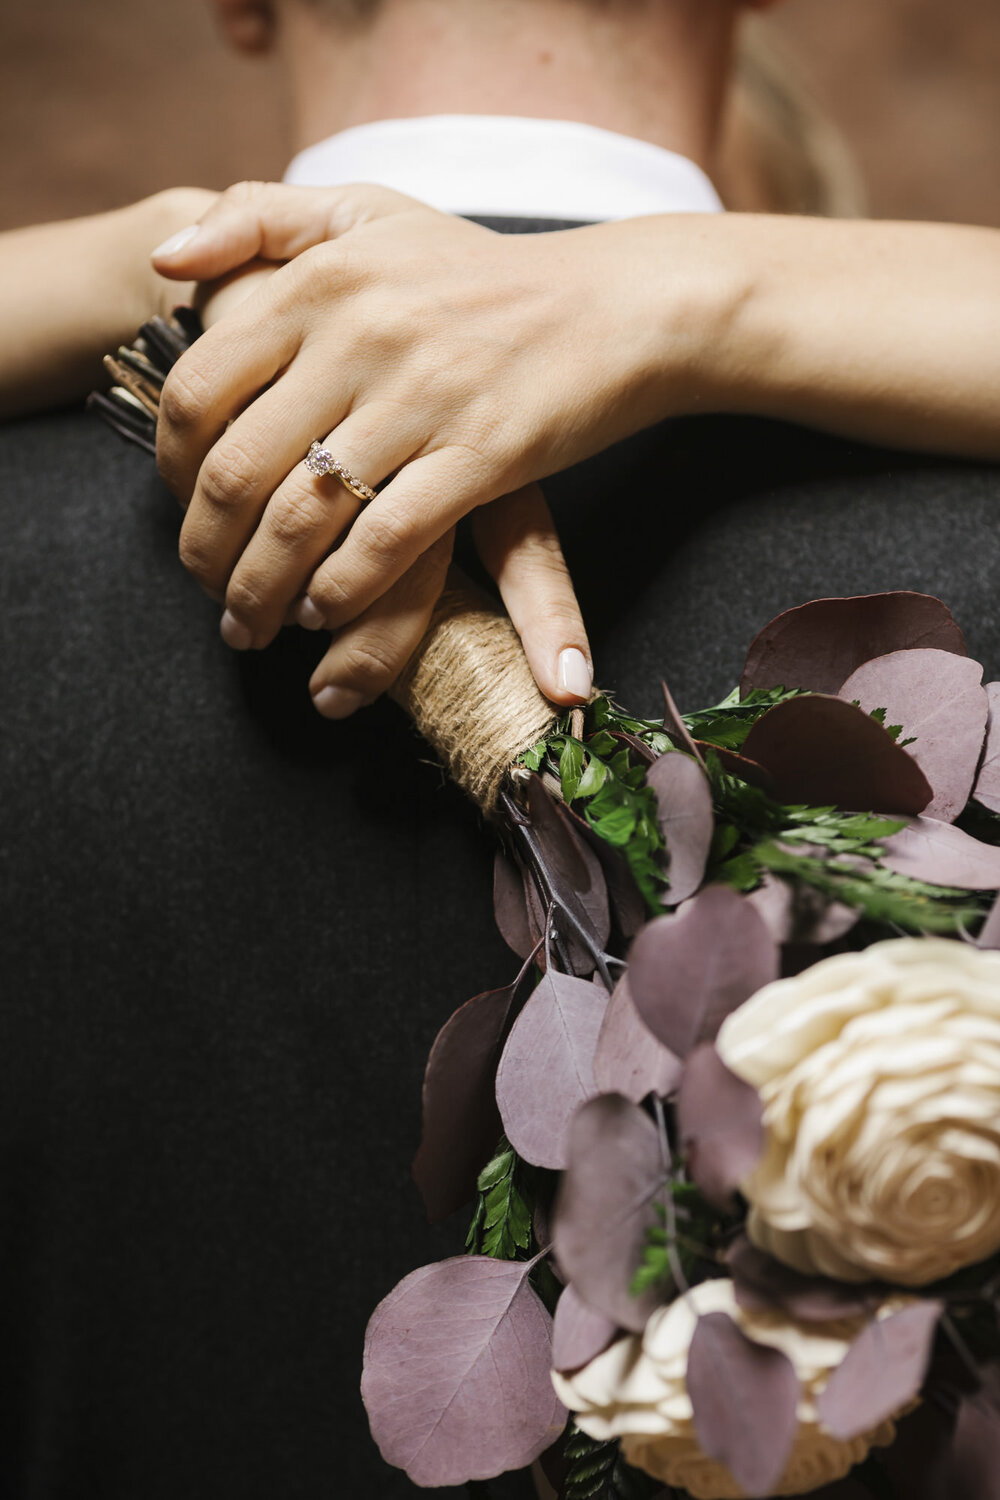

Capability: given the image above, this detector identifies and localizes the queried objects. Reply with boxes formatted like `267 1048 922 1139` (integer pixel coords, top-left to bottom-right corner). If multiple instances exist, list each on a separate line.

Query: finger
471 485 593 706
157 272 307 502
151 180 426 282
221 402 424 650
309 530 455 719
296 448 482 633
176 350 353 601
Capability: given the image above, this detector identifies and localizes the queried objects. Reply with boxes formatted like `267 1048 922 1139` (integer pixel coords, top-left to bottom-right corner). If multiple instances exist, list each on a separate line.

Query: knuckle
310 569 352 617
225 574 269 621
267 487 323 547
177 528 214 583
360 507 412 565
198 443 257 513
160 358 213 432
339 636 398 689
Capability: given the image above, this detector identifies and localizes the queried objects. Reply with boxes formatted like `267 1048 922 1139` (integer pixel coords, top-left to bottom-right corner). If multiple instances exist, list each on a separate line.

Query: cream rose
552 1277 900 1499
716 936 1000 1286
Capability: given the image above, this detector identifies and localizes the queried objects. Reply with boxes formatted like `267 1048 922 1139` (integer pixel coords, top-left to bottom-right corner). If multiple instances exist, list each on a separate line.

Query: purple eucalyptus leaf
818 1301 943 1441
978 891 1000 949
362 1256 566 1487
746 877 859 947
687 1311 801 1498
593 973 682 1104
839 649 987 824
973 683 1000 814
677 1045 764 1210
727 1237 882 1323
646 752 714 905
524 777 611 974
628 886 779 1057
742 694 932 814
493 850 537 960
881 817 1000 888
552 1285 620 1372
495 972 609 1169
741 592 967 698
609 729 658 767
552 1094 666 1332
662 679 705 764
560 802 648 940
413 982 521 1223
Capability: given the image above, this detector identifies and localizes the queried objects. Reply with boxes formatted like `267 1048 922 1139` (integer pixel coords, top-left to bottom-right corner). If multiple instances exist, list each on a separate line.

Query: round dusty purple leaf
552 1285 620 1373
413 982 520 1223
593 973 682 1104
362 1256 566 1487
524 777 611 974
677 1045 764 1210
741 592 967 698
628 886 779 1058
494 850 537 960
742 694 932 814
746 876 859 947
839 649 987 823
687 1310 801 1498
562 802 648 941
817 1301 942 1441
881 817 1000 888
552 1094 666 1332
647 752 714 906
496 972 609 1169
973 682 1000 815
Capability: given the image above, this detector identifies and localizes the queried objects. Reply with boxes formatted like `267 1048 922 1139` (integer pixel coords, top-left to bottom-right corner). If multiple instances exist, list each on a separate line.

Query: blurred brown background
1 0 999 231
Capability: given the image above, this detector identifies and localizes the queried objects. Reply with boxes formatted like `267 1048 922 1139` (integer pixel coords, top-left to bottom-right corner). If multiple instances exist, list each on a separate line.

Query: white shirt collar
284 114 723 221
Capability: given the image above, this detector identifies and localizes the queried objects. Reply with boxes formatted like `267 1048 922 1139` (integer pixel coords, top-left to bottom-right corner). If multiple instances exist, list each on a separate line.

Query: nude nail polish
220 610 253 651
557 647 592 701
152 224 201 259
297 597 325 631
313 686 366 720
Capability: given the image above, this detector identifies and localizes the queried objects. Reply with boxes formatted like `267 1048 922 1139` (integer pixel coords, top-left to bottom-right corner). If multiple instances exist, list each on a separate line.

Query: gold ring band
303 441 377 502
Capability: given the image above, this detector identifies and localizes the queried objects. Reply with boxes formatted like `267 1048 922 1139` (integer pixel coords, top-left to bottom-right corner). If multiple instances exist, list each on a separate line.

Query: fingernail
557 647 592 701
220 609 253 651
313 685 367 719
152 224 202 259
297 596 325 631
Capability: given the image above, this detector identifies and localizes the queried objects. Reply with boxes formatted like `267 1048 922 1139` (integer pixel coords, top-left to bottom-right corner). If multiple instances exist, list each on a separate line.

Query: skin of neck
277 0 738 170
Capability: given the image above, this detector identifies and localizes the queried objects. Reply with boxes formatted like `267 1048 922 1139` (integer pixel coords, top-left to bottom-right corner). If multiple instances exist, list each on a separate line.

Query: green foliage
681 685 803 750
465 1140 534 1260
522 702 670 912
706 761 987 935
563 1425 668 1500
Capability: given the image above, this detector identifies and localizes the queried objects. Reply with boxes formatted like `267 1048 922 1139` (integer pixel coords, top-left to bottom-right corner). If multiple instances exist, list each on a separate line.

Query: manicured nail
297 596 325 630
220 609 253 651
313 685 366 719
557 647 592 701
152 224 201 259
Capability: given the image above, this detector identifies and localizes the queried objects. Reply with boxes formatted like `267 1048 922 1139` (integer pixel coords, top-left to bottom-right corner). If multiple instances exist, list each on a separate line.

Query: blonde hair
715 18 866 218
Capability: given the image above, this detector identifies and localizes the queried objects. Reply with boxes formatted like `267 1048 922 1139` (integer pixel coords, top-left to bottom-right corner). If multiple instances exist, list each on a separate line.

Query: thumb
150 180 423 281
471 485 594 707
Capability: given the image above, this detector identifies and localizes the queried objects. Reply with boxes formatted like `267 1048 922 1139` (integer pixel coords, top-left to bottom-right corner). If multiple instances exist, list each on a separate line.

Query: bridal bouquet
362 591 1000 1500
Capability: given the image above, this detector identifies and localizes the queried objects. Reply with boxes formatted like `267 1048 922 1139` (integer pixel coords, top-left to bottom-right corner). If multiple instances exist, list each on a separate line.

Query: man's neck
280 0 736 171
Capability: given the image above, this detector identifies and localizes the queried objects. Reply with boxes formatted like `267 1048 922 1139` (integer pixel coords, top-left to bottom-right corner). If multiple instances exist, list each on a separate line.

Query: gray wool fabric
1 226 999 1500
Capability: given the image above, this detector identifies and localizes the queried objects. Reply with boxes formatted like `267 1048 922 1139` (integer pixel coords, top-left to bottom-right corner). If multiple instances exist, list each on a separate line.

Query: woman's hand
151 183 710 709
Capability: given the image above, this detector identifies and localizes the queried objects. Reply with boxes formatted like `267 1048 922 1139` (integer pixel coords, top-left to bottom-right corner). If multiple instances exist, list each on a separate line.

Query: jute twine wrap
390 579 558 816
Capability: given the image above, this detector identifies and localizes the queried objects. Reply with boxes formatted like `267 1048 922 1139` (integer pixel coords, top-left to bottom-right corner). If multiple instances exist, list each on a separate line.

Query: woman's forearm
0 188 213 421
677 213 1000 461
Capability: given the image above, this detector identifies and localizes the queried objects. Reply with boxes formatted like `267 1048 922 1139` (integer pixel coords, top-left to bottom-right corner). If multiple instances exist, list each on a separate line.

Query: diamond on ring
303 441 377 502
